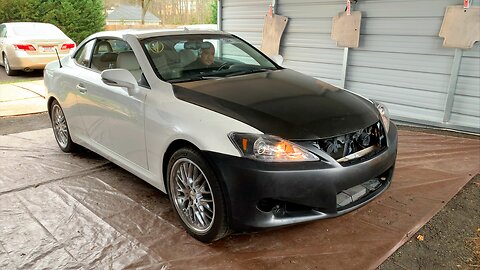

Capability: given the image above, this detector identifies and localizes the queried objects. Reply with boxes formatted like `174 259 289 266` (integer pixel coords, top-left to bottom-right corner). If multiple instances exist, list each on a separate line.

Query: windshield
141 34 278 82
10 23 67 38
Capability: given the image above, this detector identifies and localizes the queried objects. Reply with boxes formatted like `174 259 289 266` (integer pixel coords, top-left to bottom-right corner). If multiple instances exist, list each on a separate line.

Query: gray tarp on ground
0 128 479 269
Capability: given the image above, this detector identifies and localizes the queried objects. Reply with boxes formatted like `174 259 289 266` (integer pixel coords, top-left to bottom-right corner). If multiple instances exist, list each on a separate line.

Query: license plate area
40 46 55 53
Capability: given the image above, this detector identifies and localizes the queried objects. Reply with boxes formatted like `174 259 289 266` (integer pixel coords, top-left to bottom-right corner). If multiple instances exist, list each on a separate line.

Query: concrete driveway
0 80 47 117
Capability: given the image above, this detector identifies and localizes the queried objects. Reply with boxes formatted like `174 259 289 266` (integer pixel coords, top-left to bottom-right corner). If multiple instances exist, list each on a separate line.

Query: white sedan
0 22 75 75
44 29 397 242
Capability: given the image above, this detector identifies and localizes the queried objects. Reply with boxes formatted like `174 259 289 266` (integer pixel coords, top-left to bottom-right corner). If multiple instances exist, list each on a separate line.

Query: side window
91 39 134 72
0 25 6 38
74 39 95 68
90 38 146 85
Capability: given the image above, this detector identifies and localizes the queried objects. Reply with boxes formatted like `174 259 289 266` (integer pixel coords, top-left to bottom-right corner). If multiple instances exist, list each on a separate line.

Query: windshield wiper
224 68 273 78
169 76 221 83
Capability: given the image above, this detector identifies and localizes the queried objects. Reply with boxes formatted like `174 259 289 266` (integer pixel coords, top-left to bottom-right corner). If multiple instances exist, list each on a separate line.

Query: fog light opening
257 198 282 213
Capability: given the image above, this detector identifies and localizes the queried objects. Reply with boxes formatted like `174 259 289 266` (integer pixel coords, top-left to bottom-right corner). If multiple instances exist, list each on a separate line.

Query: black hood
173 69 380 140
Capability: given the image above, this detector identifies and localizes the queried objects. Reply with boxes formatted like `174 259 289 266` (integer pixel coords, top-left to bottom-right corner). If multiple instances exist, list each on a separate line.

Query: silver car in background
0 22 75 75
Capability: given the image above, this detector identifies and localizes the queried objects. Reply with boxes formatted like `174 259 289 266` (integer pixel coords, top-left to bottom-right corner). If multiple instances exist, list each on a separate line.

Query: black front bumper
203 124 398 232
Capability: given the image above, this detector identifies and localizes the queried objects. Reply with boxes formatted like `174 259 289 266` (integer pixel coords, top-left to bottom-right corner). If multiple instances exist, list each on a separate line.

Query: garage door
220 0 480 133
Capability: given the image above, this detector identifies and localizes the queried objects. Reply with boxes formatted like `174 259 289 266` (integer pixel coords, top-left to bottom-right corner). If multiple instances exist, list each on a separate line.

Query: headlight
375 102 390 132
229 133 319 162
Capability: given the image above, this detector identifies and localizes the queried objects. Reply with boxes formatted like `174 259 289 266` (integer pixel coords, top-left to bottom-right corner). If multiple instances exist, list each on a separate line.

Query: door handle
76 83 87 93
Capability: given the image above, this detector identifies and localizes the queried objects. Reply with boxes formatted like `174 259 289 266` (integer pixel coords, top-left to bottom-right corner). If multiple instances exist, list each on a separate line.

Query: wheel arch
47 96 57 117
161 138 233 236
162 139 200 191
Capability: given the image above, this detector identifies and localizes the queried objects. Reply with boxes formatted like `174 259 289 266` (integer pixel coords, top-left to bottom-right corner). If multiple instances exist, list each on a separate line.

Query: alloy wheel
169 158 215 233
51 103 69 149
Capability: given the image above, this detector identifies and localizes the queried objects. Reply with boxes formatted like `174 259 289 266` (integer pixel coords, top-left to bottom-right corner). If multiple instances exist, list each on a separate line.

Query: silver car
0 22 75 76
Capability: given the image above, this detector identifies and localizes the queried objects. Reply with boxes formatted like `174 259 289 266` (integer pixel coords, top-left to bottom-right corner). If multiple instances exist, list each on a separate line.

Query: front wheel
50 100 77 152
167 147 230 242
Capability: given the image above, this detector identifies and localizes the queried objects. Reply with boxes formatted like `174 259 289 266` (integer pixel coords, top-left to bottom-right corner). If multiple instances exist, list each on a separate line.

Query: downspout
217 0 222 31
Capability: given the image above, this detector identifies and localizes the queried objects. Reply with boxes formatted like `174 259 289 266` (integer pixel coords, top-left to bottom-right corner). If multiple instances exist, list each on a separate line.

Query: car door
76 38 149 169
56 38 96 141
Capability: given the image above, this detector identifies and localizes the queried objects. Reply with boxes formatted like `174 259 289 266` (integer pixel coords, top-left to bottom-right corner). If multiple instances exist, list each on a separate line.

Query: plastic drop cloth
0 129 479 269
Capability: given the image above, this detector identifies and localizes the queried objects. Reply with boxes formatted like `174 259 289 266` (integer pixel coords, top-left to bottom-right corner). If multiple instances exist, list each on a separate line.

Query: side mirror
270 54 284 66
101 69 138 95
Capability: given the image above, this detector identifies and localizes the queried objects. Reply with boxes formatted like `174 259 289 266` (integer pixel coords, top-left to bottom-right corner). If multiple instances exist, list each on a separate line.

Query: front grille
312 122 387 165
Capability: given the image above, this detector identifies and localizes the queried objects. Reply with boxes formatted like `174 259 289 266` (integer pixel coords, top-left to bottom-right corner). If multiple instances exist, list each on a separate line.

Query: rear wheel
50 100 77 152
3 54 17 76
167 147 229 242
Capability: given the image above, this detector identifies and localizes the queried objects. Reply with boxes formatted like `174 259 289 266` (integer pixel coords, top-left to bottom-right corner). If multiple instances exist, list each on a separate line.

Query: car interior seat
179 49 196 67
116 51 142 81
91 41 115 71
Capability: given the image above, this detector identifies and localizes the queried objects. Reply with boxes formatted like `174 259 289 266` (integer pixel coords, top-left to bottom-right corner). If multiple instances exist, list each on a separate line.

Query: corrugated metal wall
221 0 480 133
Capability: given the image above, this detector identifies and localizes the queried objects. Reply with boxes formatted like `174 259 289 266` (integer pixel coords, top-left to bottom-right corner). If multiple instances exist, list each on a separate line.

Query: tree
209 0 217 24
43 0 105 43
140 0 153 25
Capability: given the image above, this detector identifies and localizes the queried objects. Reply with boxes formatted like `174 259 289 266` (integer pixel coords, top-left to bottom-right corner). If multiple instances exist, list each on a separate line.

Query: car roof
88 28 228 40
3 22 55 26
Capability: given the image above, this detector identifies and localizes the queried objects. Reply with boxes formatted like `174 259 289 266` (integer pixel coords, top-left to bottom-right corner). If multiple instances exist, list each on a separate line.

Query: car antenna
54 48 62 68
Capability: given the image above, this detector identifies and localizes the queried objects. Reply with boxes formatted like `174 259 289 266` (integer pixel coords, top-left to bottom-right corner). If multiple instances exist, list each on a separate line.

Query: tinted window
91 39 132 72
0 25 6 38
142 34 277 82
74 39 95 68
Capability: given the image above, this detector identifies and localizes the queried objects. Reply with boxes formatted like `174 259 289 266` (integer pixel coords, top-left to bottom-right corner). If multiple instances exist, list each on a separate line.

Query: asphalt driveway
0 66 43 83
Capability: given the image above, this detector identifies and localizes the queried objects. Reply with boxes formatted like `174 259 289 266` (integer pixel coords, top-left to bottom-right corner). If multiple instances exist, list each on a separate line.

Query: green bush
0 0 105 44
209 0 218 24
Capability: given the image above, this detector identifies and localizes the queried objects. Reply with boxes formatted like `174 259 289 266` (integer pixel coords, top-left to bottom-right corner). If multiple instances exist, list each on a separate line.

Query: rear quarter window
74 39 95 68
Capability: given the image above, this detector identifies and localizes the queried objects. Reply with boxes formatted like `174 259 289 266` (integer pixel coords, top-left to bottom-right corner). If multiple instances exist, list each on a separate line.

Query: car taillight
14 44 36 51
61 43 75 50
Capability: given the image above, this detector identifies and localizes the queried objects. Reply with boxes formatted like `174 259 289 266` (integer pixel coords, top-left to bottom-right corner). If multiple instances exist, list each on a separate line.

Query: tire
50 100 77 152
167 147 230 242
3 54 17 76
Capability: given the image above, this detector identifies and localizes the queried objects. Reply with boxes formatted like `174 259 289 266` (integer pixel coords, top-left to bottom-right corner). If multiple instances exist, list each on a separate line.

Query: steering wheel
217 62 231 71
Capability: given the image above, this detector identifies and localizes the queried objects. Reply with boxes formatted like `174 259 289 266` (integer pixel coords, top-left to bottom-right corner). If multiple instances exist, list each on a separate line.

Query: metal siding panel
283 18 332 34
221 0 479 132
459 57 480 77
455 76 480 97
451 95 480 117
361 18 444 36
449 113 480 129
347 66 450 93
283 60 342 80
282 47 343 65
463 43 480 57
223 18 264 32
347 82 446 111
357 35 455 56
282 33 338 49
349 51 453 74
383 102 444 123
277 3 346 18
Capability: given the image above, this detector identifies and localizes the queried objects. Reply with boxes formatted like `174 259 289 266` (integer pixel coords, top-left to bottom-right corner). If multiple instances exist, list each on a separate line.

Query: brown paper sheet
439 6 480 49
331 11 362 48
261 14 289 57
0 129 478 269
